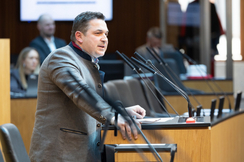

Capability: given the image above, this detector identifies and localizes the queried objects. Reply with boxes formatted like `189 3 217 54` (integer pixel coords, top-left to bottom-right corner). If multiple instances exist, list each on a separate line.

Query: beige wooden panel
103 127 211 162
182 80 233 93
211 113 244 162
165 94 234 115
11 98 37 153
0 39 10 125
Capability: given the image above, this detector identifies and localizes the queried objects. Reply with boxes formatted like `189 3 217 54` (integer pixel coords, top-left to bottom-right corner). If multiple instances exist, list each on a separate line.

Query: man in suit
136 27 186 74
29 11 146 162
29 14 67 64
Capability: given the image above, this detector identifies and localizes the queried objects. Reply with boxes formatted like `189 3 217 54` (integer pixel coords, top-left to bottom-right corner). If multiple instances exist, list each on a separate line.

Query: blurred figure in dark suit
136 27 186 75
29 14 66 64
178 0 224 69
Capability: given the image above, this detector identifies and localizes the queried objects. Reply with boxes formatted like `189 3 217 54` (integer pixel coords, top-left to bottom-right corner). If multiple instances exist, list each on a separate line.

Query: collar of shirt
44 36 56 52
70 41 99 64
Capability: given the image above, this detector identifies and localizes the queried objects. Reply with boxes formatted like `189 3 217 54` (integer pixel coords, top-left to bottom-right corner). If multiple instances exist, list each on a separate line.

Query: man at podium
29 11 146 162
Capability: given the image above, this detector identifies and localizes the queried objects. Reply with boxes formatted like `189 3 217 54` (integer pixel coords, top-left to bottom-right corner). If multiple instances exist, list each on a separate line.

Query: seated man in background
10 47 40 96
29 14 66 64
136 27 186 75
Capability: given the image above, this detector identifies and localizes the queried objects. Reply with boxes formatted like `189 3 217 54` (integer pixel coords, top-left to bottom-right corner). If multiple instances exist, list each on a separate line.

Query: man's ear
37 23 41 31
75 31 84 44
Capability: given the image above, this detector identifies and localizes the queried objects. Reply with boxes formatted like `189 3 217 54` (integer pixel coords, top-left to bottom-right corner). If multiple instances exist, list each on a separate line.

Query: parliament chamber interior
1 0 244 162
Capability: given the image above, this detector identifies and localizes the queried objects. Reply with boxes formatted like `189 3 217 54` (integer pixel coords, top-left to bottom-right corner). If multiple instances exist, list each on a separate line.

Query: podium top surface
105 116 211 130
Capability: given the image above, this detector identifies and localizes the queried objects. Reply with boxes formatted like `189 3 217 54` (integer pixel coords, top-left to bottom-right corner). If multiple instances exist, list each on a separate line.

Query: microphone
104 97 164 162
66 70 165 161
145 47 204 115
131 56 194 118
116 50 172 117
178 49 232 110
124 52 179 116
178 49 197 64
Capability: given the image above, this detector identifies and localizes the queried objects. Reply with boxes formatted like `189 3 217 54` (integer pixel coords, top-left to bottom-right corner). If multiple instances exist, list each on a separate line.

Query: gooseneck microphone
116 50 171 117
130 56 194 117
145 47 204 115
178 49 232 110
104 97 164 162
120 52 179 116
66 70 165 161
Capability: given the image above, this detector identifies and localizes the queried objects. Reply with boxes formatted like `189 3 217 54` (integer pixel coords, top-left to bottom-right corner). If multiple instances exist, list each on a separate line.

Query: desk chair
153 60 204 95
0 149 4 162
0 123 30 162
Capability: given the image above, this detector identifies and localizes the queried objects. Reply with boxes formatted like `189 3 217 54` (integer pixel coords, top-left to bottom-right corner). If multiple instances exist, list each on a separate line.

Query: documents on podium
136 116 211 129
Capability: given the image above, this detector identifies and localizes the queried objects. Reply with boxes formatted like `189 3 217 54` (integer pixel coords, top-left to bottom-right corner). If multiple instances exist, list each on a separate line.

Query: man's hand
117 115 141 140
125 105 146 119
117 105 146 140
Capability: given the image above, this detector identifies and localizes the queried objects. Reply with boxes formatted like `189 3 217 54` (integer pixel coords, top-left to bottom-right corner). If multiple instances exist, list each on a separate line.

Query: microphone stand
119 52 174 117
66 68 164 162
131 54 179 116
104 97 164 162
131 57 194 118
179 50 232 110
146 47 203 110
116 51 171 117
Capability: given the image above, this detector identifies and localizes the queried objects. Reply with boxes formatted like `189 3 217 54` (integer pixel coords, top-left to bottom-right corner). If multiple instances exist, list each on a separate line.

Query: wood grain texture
211 113 244 162
182 80 233 93
10 97 244 161
165 94 234 115
103 127 211 162
0 39 10 125
10 98 37 153
0 0 160 59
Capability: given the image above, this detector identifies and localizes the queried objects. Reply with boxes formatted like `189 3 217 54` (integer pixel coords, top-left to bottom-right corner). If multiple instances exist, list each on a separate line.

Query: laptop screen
25 74 38 97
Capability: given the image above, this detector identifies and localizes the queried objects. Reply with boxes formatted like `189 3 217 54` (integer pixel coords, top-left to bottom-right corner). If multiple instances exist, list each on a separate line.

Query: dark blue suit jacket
29 36 66 64
10 69 26 93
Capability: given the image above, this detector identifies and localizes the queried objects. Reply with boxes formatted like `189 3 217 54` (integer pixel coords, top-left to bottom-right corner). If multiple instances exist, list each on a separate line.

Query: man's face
38 16 55 38
148 36 162 48
80 19 108 58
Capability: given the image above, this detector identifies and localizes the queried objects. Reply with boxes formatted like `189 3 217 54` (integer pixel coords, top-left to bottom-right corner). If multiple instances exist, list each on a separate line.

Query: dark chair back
234 91 242 111
0 123 31 162
104 79 155 117
99 60 124 83
0 149 4 162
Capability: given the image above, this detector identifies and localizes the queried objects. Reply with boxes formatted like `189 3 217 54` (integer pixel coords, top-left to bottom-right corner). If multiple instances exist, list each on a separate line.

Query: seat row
104 78 171 117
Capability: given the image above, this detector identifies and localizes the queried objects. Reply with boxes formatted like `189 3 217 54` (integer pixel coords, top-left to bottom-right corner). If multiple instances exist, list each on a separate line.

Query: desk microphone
131 56 194 118
66 70 162 161
121 51 179 116
178 49 231 110
104 96 164 162
116 50 171 117
145 47 204 115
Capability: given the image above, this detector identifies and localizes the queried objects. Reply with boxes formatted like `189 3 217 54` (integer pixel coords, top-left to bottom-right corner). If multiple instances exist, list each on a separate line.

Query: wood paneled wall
0 0 160 58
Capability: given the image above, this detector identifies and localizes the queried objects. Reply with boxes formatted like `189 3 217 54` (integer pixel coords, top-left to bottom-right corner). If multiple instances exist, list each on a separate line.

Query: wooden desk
182 79 233 93
164 93 234 115
103 111 244 162
11 98 37 153
10 97 243 162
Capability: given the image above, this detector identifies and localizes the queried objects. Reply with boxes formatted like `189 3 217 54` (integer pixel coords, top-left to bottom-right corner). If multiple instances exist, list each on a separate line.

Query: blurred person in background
29 14 66 64
10 47 40 94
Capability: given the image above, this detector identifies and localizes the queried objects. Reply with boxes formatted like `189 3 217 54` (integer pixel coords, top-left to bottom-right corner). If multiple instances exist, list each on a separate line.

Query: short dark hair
147 27 163 39
70 11 105 41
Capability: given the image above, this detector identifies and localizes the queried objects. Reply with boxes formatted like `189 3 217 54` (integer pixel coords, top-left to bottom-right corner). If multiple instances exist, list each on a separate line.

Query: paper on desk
136 117 174 124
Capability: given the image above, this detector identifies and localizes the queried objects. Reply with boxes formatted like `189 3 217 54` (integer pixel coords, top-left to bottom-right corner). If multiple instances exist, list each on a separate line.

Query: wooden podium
0 39 10 125
0 39 10 157
102 111 244 162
